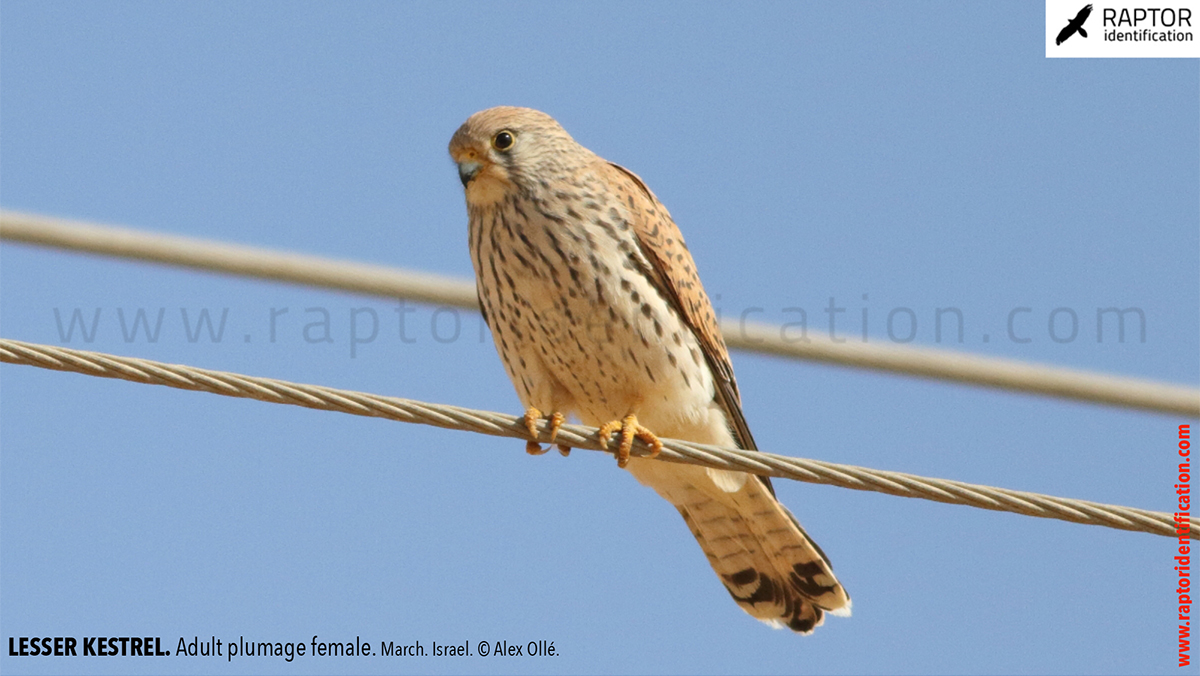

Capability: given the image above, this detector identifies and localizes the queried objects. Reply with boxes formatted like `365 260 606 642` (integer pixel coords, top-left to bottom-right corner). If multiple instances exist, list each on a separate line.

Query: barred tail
628 459 850 634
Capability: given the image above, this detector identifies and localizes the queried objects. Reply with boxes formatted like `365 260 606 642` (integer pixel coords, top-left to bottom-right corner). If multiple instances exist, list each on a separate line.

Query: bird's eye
491 130 515 151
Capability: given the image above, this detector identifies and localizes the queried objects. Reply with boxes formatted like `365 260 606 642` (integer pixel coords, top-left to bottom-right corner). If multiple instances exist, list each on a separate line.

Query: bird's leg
597 414 663 468
523 408 567 457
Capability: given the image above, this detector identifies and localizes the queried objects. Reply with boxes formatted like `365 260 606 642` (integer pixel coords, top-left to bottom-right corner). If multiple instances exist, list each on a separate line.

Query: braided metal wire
2 338 1192 541
3 210 1196 416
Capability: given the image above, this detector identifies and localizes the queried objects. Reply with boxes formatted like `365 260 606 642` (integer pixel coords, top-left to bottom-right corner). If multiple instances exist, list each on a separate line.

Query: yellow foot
523 408 566 456
597 414 663 468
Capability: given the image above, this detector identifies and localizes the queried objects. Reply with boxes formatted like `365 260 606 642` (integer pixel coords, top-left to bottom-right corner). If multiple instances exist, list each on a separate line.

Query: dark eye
492 130 515 151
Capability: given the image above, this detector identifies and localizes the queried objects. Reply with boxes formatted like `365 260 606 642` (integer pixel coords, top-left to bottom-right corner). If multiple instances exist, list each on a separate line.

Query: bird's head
448 106 589 206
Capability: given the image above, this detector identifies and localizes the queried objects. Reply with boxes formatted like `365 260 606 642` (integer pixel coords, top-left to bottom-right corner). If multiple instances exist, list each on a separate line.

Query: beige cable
3 209 1195 417
2 338 1192 541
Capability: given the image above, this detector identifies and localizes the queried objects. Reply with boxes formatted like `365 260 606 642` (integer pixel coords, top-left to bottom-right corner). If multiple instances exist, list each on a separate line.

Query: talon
547 411 565 445
556 444 571 457
524 407 568 457
617 414 638 467
523 407 542 439
523 407 546 455
598 414 662 468
597 419 622 451
640 428 664 459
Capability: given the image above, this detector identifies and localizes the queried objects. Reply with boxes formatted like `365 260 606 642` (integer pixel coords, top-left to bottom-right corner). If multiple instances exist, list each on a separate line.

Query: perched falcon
449 107 850 633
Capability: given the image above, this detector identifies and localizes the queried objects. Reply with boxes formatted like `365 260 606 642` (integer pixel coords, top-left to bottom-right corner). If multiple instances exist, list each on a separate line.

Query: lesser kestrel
449 106 850 633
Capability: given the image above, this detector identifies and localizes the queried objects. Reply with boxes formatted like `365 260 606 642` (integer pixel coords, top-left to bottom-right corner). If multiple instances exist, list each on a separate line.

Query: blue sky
1 3 1197 674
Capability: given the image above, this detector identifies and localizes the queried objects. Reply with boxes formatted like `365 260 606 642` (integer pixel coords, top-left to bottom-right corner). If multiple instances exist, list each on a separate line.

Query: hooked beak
457 160 482 187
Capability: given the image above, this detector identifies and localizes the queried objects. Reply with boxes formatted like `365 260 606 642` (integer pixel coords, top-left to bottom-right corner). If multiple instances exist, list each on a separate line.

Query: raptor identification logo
1046 0 1200 56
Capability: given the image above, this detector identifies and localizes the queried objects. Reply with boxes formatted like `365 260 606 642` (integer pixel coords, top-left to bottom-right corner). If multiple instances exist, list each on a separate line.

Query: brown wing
604 162 764 461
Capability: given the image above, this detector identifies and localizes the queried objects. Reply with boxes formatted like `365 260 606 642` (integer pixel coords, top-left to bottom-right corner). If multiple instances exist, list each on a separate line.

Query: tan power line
2 338 1192 541
2 210 1196 417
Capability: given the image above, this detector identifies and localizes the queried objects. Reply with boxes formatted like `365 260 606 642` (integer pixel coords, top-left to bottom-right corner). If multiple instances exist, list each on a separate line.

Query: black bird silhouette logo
1056 4 1093 45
